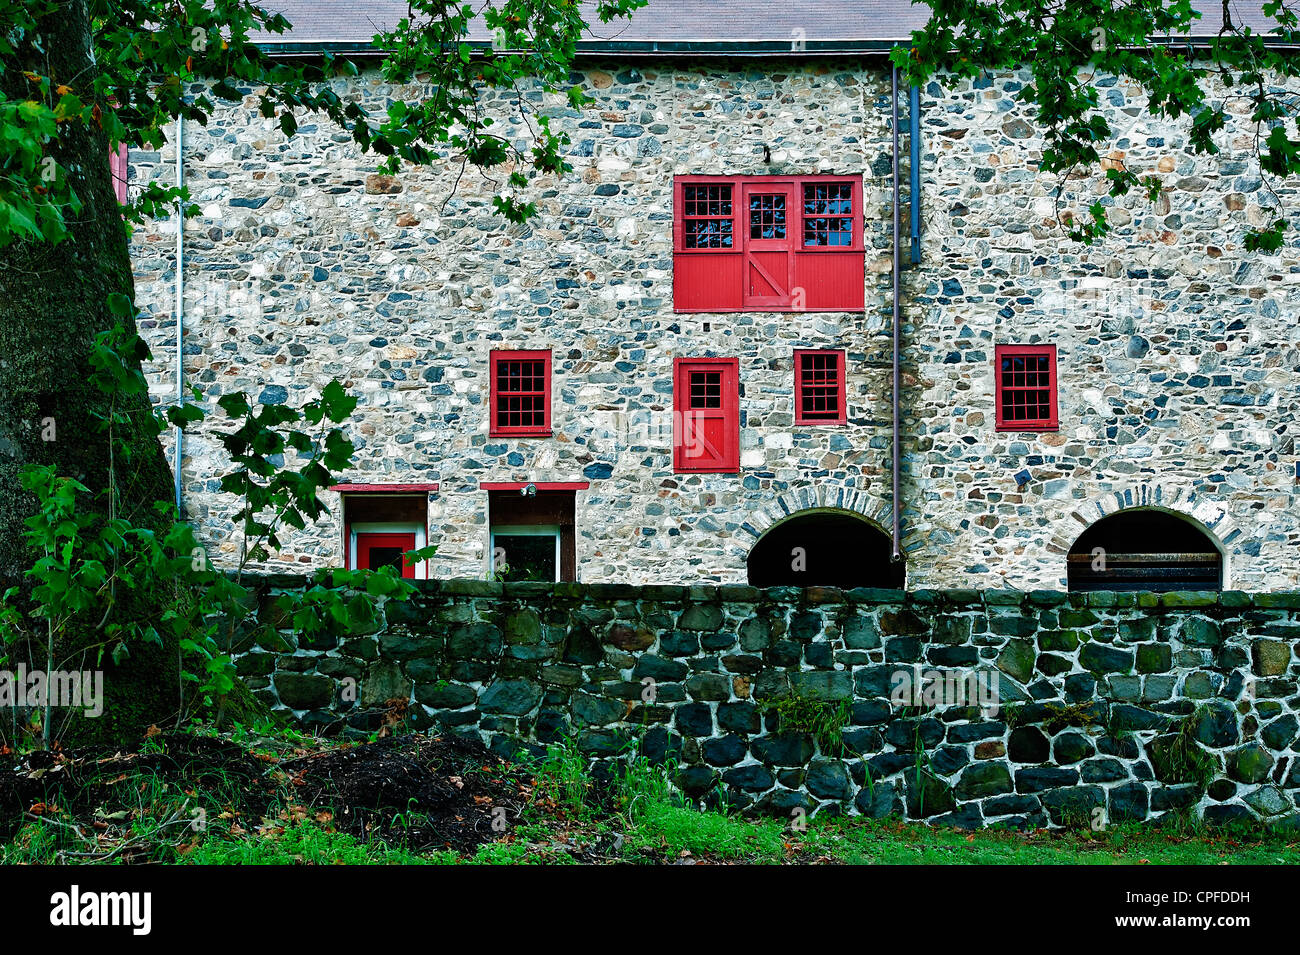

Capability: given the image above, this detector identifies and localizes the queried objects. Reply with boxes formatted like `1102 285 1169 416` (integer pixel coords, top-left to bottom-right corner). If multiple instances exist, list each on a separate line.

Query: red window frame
673 174 864 313
489 349 552 437
673 176 865 255
672 357 740 474
680 181 736 250
794 349 847 425
994 344 1058 431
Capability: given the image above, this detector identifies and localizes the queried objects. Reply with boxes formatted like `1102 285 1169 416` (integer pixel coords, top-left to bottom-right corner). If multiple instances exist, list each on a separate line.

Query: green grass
5 724 1297 865
615 807 1298 865
624 801 790 861
182 821 457 865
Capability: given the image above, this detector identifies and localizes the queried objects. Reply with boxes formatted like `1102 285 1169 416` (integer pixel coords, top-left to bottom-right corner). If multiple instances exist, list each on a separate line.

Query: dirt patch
280 733 528 854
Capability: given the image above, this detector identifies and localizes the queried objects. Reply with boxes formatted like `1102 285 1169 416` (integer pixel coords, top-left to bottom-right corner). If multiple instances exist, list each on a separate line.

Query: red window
490 349 552 437
673 175 864 313
673 357 740 473
802 182 855 247
110 142 128 204
794 349 847 425
681 183 735 249
995 344 1058 431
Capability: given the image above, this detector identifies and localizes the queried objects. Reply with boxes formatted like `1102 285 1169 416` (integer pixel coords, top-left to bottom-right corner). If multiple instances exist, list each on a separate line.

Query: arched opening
747 510 905 589
1067 509 1224 592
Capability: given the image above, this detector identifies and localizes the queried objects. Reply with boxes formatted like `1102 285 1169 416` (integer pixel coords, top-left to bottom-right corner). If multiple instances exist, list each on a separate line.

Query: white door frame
490 524 561 581
349 521 428 580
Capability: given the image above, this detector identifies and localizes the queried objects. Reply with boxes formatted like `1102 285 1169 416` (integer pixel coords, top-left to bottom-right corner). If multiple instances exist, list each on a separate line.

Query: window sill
490 430 553 438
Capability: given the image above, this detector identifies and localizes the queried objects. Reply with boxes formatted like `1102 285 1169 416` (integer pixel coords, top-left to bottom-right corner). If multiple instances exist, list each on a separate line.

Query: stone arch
1049 485 1237 590
735 486 928 552
746 508 904 588
734 488 913 588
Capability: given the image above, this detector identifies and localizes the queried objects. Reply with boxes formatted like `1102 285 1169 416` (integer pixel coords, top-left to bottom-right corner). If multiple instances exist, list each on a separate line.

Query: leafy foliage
897 0 1300 248
0 0 639 745
0 0 645 243
0 319 433 745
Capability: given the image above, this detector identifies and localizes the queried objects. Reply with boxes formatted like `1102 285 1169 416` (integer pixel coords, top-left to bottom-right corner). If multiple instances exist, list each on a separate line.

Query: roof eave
253 35 1300 58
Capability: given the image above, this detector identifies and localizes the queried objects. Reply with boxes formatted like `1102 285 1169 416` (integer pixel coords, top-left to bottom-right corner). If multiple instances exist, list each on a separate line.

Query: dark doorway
747 511 904 588
1068 509 1223 592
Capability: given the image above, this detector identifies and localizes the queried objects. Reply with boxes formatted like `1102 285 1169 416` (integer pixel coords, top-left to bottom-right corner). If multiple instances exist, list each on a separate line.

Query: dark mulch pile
280 733 529 854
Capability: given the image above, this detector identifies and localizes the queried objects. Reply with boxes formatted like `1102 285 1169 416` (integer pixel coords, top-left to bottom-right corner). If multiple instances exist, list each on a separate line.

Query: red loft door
356 532 417 578
742 182 794 309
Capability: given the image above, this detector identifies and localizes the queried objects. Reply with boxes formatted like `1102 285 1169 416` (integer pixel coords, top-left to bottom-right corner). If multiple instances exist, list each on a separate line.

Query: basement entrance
1067 509 1223 592
747 511 904 589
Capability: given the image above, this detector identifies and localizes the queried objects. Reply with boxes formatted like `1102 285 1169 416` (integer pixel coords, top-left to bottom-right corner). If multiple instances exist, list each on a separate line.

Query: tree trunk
0 1 182 744
0 0 174 580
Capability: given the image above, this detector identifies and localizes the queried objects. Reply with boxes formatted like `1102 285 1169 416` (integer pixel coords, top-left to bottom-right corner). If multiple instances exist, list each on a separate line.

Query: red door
356 532 417 578
742 182 794 309
673 358 739 473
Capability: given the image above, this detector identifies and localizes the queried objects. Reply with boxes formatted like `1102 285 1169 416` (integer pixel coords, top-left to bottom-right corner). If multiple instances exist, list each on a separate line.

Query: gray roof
254 0 1285 51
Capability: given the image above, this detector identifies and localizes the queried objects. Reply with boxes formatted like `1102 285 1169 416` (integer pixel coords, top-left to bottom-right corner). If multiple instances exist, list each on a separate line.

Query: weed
1148 709 1218 792
763 694 852 756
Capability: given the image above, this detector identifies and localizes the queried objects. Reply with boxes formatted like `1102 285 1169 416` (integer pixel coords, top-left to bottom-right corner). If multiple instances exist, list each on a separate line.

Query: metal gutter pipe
909 83 921 265
890 64 902 561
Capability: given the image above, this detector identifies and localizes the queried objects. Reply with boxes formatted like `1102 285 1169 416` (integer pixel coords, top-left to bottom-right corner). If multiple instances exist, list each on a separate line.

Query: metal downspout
174 115 184 515
909 83 922 265
890 65 902 561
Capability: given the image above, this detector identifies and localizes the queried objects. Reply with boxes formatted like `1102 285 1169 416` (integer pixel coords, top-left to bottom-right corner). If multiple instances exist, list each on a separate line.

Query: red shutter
673 177 742 311
673 357 739 473
110 142 128 205
792 177 864 311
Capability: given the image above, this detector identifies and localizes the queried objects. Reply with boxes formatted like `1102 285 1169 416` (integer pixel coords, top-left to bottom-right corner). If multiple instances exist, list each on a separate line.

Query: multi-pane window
490 349 552 436
681 183 734 249
674 175 864 312
802 182 854 246
690 370 722 408
995 344 1058 431
794 349 846 425
749 193 787 239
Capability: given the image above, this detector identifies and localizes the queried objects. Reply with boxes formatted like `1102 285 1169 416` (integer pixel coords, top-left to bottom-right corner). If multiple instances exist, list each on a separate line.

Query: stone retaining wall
239 576 1300 828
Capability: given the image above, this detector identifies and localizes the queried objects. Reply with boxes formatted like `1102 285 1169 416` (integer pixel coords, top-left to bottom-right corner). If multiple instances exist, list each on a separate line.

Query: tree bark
0 1 184 744
0 0 175 582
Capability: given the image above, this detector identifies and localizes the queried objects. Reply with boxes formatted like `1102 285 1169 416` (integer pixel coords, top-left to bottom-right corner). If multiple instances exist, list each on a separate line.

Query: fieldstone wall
125 57 1300 591
239 576 1300 829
